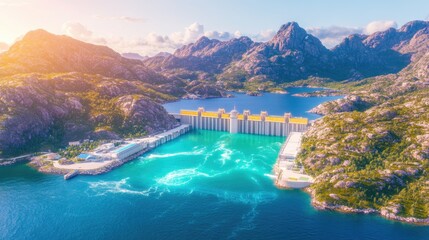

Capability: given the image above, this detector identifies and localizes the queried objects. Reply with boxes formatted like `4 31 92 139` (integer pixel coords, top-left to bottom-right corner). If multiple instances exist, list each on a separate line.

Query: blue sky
0 0 428 55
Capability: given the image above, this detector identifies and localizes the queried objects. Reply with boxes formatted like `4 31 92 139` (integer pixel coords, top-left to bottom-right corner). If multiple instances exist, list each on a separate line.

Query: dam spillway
173 107 309 137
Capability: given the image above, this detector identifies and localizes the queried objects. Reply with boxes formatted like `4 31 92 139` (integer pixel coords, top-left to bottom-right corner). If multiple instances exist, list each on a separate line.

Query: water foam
87 178 160 196
144 147 206 159
156 168 210 186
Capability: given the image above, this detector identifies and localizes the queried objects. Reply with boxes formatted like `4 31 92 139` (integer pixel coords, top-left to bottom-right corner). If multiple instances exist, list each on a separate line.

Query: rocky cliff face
0 73 177 156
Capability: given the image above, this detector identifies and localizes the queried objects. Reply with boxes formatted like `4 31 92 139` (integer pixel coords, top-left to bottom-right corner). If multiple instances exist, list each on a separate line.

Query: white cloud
0 42 9 52
62 22 93 40
251 29 276 42
170 22 205 44
132 22 244 55
93 15 145 23
363 20 397 34
59 20 400 56
307 20 398 48
308 26 362 48
59 22 290 56
62 22 108 45
204 31 231 41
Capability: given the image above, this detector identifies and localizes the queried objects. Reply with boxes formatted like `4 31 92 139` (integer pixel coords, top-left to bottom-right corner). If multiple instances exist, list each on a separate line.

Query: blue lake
163 87 341 120
1 88 428 240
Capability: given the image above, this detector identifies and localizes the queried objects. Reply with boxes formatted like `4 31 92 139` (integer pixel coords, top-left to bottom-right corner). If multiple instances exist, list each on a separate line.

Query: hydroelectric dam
171 107 310 136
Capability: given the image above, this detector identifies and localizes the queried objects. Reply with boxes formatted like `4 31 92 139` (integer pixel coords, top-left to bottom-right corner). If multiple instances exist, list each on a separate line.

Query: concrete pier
273 132 313 189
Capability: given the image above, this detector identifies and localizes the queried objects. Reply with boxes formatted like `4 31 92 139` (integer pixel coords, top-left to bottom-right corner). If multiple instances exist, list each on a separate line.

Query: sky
0 0 428 55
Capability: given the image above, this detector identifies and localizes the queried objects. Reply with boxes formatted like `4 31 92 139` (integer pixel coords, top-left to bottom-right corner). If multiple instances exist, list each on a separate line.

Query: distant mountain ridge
144 20 429 84
121 52 149 61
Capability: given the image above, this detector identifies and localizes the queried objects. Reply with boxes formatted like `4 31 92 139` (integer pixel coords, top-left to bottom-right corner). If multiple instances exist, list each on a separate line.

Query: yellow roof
180 110 199 116
248 115 262 121
289 118 308 125
221 114 230 119
201 112 219 118
265 116 285 123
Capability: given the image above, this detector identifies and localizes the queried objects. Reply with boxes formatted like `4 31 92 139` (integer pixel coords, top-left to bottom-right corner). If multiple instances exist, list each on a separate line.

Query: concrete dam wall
174 108 309 137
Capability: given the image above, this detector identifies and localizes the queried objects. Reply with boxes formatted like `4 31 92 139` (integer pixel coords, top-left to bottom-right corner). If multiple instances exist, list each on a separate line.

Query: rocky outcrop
115 95 177 133
309 95 371 115
184 80 226 98
298 88 429 223
0 73 177 156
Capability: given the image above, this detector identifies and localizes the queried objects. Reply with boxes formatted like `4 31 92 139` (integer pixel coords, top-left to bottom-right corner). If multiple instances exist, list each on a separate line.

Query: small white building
110 143 145 161
68 141 80 146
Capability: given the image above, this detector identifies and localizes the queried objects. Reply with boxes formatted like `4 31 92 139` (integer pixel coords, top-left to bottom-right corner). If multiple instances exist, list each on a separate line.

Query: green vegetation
298 88 429 219
58 141 102 159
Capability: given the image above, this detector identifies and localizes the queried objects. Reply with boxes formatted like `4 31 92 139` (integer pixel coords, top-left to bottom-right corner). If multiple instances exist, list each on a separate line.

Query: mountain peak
269 21 327 54
278 21 301 33
399 20 429 33
195 36 210 43
236 36 253 44
174 36 220 57
194 36 219 46
21 29 57 41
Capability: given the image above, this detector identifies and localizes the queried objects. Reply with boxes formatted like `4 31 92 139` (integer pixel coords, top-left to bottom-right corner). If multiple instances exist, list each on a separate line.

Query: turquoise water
1 88 429 239
1 130 428 239
163 87 342 120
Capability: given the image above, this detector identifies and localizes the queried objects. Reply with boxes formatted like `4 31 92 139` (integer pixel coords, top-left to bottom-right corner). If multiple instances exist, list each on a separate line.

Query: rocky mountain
144 20 429 87
332 34 410 79
0 29 169 84
0 73 177 156
364 20 429 53
222 22 337 82
144 36 256 80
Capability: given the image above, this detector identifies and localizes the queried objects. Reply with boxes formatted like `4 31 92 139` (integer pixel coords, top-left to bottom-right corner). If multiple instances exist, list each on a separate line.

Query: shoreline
0 153 37 166
28 125 192 179
30 148 150 177
304 188 429 226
